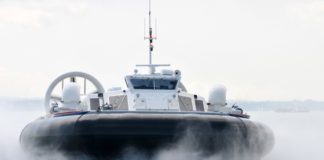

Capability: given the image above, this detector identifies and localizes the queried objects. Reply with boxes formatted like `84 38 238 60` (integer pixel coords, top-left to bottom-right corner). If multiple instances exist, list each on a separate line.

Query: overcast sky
0 0 323 101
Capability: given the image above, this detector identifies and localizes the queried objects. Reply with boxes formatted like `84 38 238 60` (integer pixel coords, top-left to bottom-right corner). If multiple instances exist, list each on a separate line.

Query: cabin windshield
130 78 178 90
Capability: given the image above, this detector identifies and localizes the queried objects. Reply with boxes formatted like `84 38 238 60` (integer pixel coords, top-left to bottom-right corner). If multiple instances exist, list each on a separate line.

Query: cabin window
131 79 154 89
109 95 128 110
130 78 178 90
179 96 193 111
154 79 178 90
195 100 204 111
90 98 100 110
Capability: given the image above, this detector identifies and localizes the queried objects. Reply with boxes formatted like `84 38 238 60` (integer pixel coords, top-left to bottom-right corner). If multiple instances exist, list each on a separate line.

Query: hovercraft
20 71 274 159
20 2 274 159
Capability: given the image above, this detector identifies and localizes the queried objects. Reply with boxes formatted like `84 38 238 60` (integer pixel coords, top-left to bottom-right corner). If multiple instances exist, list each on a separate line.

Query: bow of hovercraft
21 112 274 159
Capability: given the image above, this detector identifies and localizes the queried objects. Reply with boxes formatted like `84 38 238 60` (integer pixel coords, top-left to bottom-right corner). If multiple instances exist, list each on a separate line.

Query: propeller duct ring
44 71 105 113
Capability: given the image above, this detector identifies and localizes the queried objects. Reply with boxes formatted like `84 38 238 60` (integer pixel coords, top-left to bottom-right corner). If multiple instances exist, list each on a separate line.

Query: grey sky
0 0 323 101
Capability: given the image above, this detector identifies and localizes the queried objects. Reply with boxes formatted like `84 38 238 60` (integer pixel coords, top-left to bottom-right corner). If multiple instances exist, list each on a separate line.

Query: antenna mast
139 0 170 74
145 0 155 65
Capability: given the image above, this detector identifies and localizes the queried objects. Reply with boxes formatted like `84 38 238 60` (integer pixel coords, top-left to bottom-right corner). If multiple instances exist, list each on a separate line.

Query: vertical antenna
138 0 169 74
155 19 157 40
149 0 152 64
144 19 146 40
145 0 156 65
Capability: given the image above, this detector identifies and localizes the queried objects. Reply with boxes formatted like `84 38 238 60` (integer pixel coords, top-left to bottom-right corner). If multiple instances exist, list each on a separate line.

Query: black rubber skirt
20 111 274 159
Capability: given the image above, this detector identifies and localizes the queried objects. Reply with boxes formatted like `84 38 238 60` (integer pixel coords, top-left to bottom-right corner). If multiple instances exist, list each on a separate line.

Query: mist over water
254 112 324 160
0 100 323 160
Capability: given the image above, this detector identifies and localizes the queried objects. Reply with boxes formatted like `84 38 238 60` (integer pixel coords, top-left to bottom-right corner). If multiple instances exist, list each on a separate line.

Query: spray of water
0 100 323 160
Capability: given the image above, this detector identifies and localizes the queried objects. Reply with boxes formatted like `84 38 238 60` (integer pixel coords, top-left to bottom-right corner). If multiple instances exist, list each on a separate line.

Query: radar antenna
139 0 170 74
